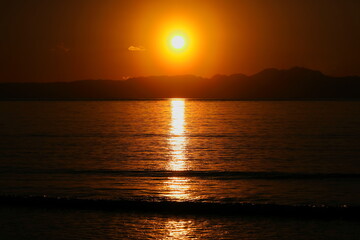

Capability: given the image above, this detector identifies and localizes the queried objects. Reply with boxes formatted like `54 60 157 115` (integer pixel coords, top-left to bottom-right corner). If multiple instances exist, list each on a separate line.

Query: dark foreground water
0 100 360 239
1 206 360 240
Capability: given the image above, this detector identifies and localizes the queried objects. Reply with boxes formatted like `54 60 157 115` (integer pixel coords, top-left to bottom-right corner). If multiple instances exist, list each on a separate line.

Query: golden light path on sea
163 220 193 240
169 99 186 170
164 99 191 201
162 100 195 239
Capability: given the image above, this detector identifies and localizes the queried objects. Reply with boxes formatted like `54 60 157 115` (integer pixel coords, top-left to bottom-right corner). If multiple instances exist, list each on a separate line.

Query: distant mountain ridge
1 67 359 99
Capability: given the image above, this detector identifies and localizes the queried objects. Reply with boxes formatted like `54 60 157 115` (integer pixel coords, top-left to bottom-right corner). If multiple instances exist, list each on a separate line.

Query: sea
0 100 359 239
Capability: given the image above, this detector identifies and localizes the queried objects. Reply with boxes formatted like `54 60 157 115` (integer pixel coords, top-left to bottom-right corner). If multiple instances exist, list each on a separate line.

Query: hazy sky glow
1 0 359 82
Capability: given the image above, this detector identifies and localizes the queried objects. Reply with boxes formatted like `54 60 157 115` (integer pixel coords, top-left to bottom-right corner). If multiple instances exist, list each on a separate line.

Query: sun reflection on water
163 177 190 201
169 99 187 171
163 220 193 240
168 136 187 170
164 99 192 201
170 99 185 136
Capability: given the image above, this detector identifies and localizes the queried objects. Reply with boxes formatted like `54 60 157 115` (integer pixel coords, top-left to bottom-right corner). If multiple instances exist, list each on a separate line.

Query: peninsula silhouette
1 67 359 100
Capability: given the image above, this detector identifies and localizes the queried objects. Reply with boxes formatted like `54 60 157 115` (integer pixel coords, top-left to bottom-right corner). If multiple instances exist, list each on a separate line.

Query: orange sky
1 0 359 82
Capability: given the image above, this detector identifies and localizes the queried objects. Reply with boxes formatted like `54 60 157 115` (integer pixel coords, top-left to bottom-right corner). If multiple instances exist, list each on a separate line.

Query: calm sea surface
1 100 360 239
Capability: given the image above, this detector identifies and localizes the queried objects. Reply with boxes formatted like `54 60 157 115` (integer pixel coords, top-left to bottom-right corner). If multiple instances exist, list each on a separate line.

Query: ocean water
0 100 360 239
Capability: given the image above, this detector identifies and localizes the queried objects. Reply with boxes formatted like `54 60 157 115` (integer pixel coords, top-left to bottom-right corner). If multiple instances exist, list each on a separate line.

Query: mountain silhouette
1 67 359 99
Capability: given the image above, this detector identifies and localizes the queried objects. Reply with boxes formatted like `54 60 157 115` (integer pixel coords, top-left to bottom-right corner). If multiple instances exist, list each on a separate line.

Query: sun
171 36 185 49
160 26 197 65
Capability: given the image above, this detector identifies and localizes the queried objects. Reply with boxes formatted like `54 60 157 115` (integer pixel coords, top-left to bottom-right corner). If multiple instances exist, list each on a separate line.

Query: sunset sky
1 0 359 82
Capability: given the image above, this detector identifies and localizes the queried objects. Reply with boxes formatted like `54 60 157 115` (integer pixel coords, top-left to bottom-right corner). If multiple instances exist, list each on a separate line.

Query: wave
0 195 358 219
3 133 245 139
10 169 360 180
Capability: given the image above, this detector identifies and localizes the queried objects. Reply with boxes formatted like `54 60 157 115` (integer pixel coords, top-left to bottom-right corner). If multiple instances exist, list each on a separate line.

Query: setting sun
171 36 185 49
